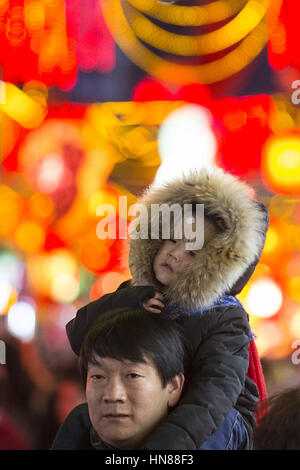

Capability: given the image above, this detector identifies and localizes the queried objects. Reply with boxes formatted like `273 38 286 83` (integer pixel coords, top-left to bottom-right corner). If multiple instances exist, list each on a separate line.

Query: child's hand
142 292 165 314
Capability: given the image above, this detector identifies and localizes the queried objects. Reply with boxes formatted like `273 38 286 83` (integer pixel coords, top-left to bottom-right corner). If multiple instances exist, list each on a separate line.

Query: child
66 167 269 449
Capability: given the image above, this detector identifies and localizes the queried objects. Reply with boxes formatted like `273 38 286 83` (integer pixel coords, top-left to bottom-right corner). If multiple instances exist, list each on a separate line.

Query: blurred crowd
0 318 85 450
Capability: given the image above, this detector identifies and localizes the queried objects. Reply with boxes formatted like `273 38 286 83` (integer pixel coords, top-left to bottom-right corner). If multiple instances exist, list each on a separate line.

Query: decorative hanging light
101 0 277 85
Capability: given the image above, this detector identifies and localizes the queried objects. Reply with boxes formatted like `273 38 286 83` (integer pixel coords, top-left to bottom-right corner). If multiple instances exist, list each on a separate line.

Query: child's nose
169 243 185 260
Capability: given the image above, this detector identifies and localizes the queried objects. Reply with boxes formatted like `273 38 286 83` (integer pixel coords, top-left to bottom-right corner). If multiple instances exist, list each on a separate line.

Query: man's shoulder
181 301 248 323
66 403 90 420
179 301 250 339
51 403 93 450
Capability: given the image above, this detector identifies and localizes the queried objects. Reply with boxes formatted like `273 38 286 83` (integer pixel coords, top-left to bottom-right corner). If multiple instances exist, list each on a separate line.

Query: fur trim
129 167 268 311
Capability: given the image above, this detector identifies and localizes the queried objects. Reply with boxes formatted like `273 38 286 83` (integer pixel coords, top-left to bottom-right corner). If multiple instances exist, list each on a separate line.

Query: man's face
86 355 183 450
153 218 218 288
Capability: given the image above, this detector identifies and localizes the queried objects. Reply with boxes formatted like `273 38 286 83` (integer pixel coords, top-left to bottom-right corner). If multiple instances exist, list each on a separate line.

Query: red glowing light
215 95 275 177
0 0 116 89
267 0 300 72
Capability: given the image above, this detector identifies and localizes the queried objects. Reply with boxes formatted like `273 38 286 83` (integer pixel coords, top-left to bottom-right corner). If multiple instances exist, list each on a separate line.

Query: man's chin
98 419 134 441
99 432 139 450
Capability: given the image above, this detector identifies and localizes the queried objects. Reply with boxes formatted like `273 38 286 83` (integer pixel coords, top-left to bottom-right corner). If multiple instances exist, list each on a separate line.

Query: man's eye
91 374 104 380
170 239 177 244
188 251 196 257
127 373 141 379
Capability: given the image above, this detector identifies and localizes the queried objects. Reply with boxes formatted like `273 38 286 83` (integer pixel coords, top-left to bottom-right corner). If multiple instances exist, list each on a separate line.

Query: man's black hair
79 308 185 387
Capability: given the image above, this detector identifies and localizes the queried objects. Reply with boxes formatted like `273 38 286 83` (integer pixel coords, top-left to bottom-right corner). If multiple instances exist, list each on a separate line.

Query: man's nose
103 378 126 403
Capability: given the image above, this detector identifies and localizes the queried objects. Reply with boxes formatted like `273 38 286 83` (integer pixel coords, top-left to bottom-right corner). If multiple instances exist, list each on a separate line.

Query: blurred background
0 0 300 449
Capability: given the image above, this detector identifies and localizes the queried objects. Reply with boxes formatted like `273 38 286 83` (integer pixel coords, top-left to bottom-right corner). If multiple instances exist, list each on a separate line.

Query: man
51 308 185 450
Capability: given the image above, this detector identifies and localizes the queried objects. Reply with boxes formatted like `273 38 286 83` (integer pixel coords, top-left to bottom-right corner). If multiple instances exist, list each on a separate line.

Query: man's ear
167 373 184 408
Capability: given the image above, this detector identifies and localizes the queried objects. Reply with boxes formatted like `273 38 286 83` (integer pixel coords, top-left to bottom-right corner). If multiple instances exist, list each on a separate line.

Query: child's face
153 239 196 288
153 218 217 288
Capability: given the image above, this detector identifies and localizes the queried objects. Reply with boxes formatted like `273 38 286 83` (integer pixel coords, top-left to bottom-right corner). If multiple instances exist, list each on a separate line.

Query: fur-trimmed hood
129 167 269 311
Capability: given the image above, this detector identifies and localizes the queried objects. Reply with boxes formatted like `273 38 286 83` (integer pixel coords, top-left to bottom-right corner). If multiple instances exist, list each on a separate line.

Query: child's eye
170 239 177 244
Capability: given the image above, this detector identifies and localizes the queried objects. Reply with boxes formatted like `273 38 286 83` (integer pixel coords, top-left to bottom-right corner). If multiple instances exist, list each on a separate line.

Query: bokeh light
7 301 36 342
0 82 46 128
263 225 280 254
0 280 18 315
88 189 119 217
0 250 25 291
50 273 80 303
0 111 20 162
289 309 300 338
28 192 56 223
155 104 217 185
101 271 127 294
244 276 283 318
262 135 300 195
45 249 78 280
252 320 284 358
0 185 23 237
37 153 65 194
14 221 45 253
81 238 111 274
267 0 300 72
